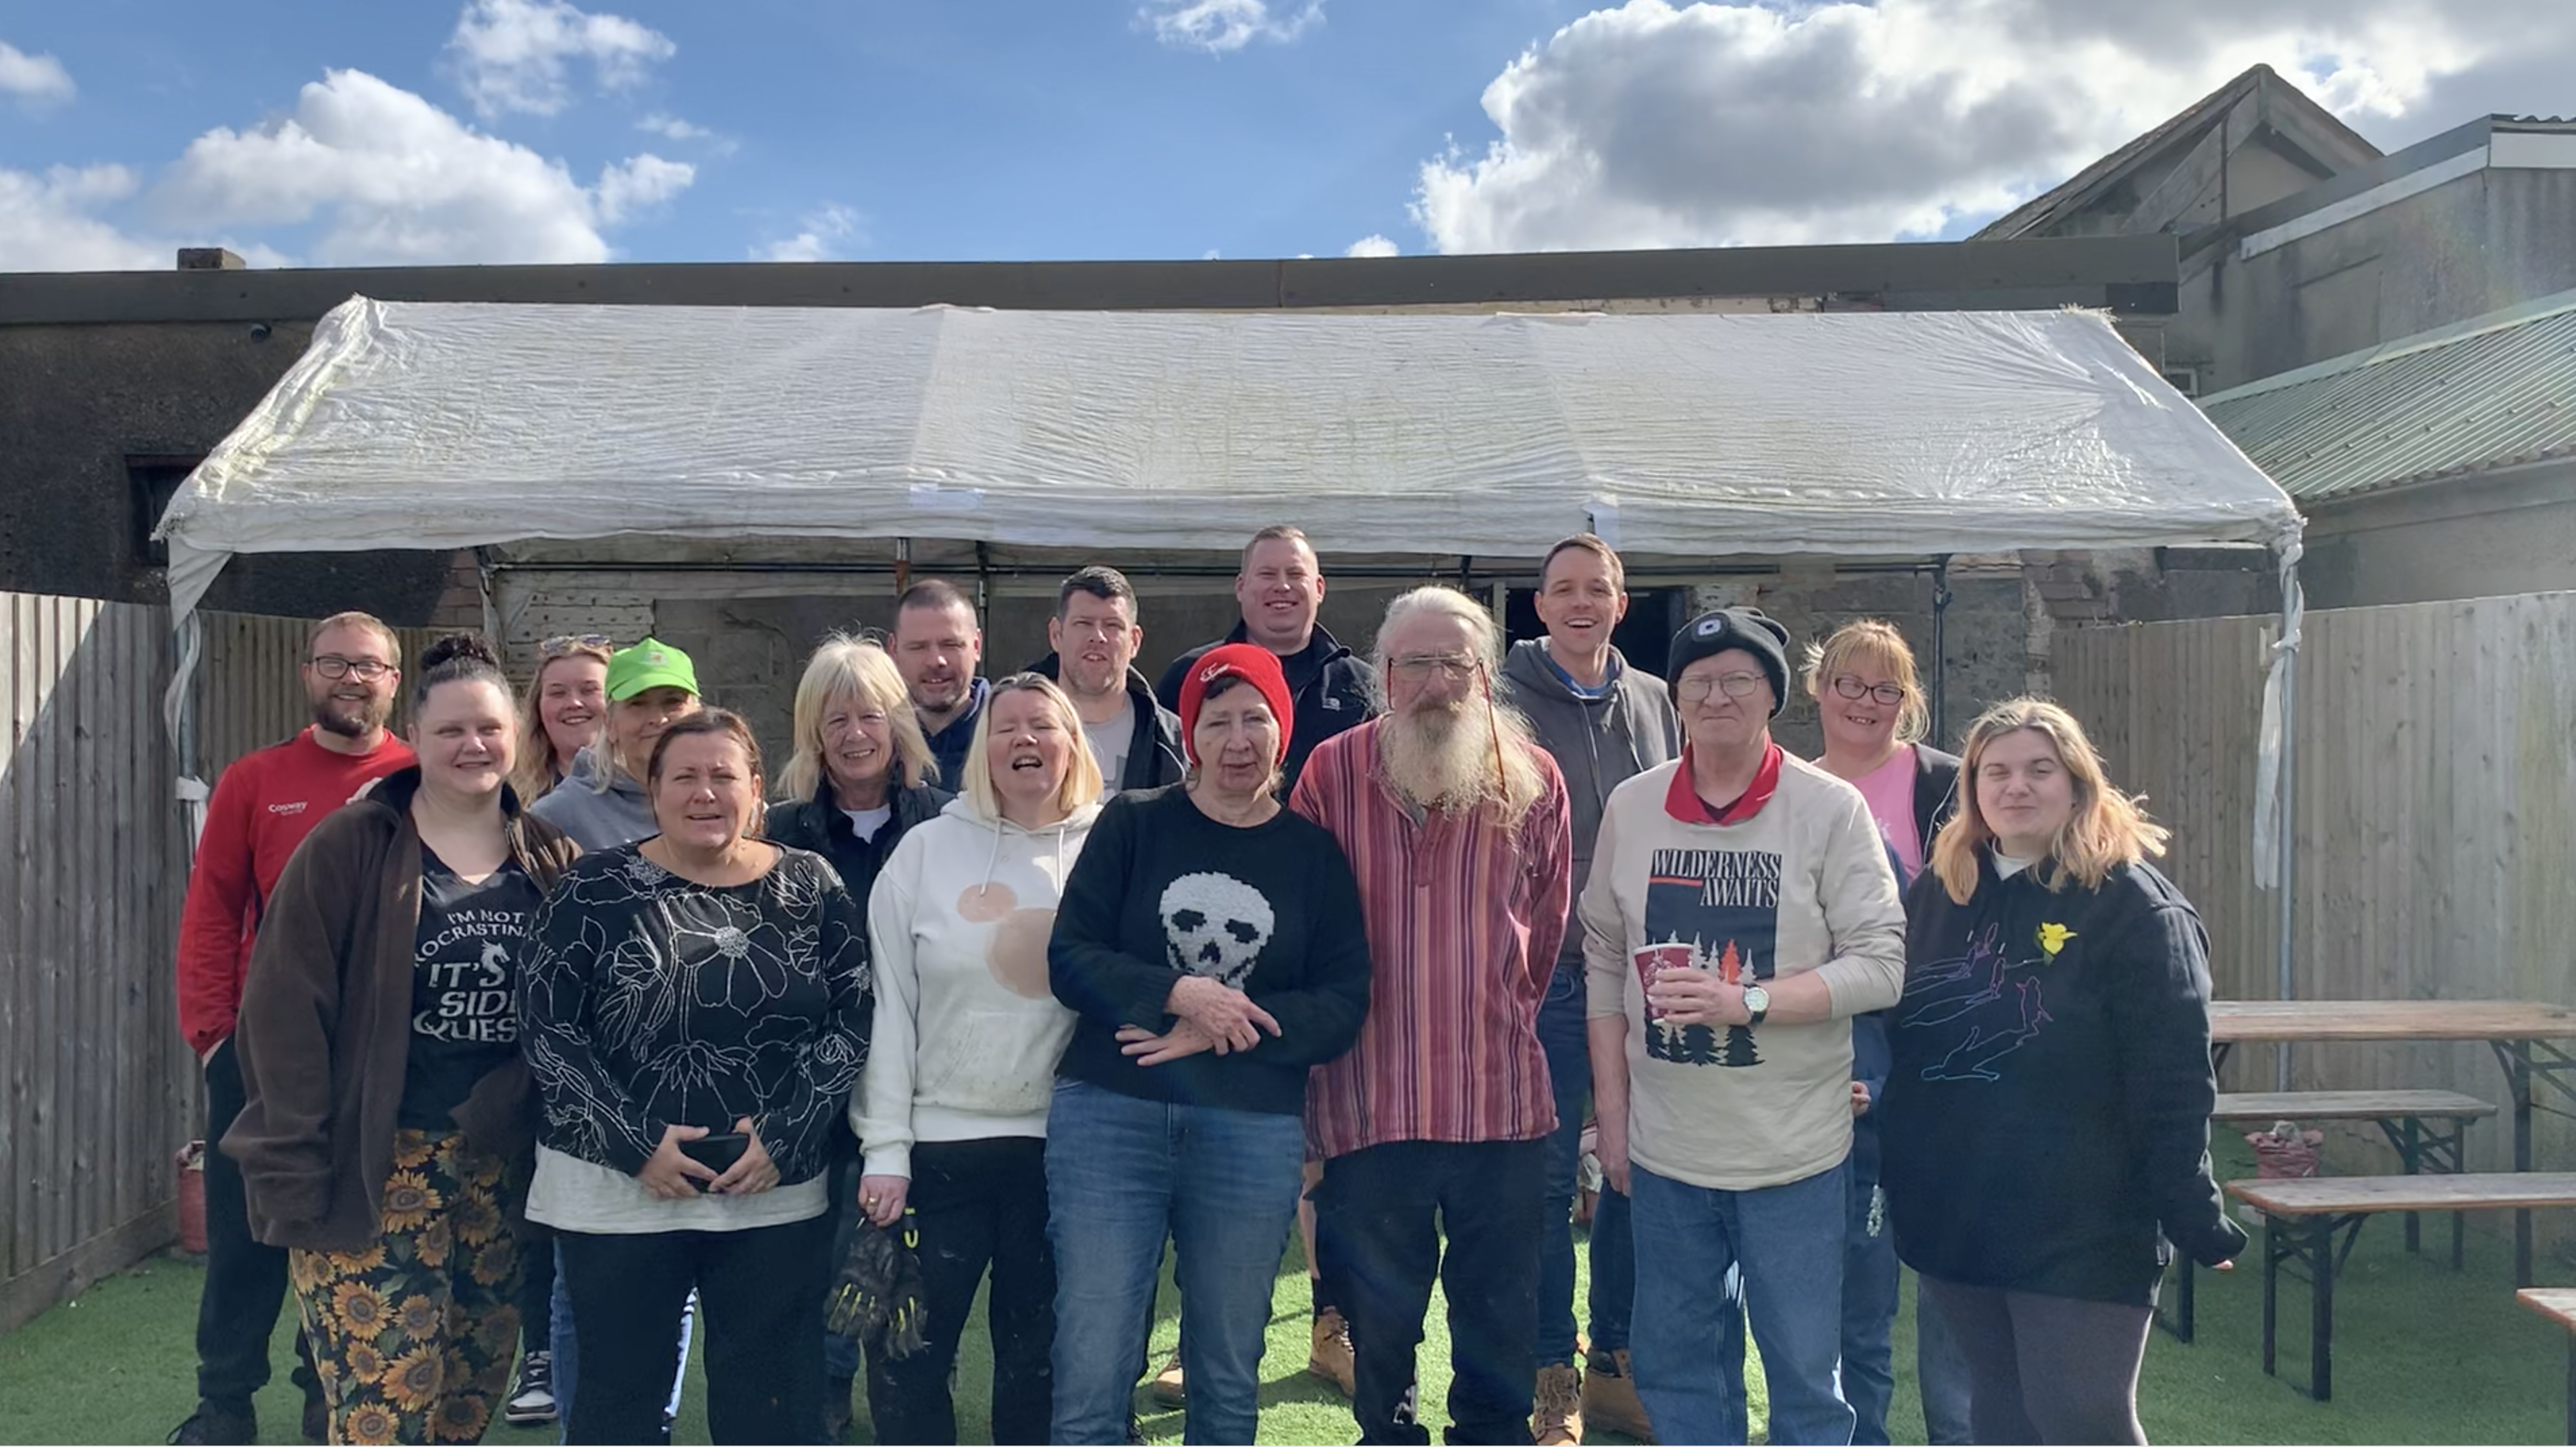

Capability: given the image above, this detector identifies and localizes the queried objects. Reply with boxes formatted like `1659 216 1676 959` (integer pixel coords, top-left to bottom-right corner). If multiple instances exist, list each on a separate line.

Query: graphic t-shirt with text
400 848 544 1130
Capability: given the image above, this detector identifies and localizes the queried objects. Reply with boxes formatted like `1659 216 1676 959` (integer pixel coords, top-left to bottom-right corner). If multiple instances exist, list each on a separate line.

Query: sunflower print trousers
289 1129 524 1445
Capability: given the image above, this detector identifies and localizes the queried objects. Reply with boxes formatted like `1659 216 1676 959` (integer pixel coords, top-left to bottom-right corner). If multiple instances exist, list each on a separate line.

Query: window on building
127 456 200 569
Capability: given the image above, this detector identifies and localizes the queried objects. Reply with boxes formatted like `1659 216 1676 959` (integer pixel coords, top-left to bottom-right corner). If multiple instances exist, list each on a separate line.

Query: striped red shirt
1289 718 1573 1157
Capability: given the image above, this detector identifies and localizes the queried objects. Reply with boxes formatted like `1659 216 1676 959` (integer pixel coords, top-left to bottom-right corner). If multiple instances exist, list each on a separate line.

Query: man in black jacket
1156 525 1375 792
1028 566 1184 796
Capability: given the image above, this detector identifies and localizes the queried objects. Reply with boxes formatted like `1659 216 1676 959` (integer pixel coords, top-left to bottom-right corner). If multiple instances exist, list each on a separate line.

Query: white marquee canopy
157 296 2301 624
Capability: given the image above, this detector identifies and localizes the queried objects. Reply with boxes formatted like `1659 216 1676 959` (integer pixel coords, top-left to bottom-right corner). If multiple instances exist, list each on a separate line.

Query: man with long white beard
1290 586 1574 1447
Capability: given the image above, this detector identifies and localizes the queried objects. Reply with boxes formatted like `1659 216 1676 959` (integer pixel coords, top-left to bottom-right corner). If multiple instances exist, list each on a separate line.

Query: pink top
1849 744 1923 884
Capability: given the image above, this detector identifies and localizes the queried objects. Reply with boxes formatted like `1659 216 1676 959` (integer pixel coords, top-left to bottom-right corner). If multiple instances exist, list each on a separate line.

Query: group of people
168 523 2248 1447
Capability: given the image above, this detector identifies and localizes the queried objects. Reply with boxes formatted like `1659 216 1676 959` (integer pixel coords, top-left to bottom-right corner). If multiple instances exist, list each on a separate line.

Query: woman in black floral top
520 709 871 1445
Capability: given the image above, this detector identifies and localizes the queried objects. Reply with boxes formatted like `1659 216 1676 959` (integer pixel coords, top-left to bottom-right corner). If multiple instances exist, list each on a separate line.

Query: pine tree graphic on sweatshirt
1640 848 1781 1068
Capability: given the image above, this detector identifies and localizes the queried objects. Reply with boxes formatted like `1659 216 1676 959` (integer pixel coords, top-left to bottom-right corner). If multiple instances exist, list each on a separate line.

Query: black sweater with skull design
1048 784 1373 1114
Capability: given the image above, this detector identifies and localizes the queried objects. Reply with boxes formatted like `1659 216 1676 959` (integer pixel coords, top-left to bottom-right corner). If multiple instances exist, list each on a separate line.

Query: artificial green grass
3 1155 2567 1444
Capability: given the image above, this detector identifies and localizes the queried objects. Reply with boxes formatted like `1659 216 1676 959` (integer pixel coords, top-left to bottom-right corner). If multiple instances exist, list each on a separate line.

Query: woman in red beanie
1042 643 1376 1444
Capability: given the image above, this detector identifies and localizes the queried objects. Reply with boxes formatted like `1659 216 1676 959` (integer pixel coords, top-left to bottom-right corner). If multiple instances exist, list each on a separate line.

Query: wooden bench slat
2228 1172 2576 1216
2213 1089 2496 1121
2520 1288 2576 1329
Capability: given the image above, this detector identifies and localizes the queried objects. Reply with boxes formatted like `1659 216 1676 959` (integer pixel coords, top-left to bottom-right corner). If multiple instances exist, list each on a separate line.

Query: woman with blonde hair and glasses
510 635 615 804
766 634 954 1438
1879 698 2246 1446
853 674 1103 1444
1801 620 1970 1446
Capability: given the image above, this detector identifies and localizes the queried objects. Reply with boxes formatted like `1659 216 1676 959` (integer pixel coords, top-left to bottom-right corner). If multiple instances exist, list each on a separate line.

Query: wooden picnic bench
2163 1089 2496 1342
2227 1172 2576 1402
2521 1288 2576 1446
2211 1000 2576 1286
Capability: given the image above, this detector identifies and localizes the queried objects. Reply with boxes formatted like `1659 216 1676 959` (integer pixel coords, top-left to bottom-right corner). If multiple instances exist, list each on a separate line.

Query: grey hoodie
1499 638 1681 967
525 744 659 851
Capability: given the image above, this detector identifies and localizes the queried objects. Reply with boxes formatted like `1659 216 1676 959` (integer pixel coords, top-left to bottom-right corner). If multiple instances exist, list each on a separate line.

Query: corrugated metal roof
2199 289 2576 502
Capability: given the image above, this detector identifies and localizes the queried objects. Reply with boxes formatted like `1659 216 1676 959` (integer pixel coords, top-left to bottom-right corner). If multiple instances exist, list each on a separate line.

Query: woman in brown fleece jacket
225 635 579 1446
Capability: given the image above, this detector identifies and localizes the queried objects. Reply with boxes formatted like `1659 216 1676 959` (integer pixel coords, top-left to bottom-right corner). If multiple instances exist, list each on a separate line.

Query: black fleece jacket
1878 853 2247 1305
1154 623 1375 792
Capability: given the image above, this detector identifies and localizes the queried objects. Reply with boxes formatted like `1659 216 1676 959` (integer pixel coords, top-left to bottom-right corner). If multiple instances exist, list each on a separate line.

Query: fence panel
2056 592 2576 1201
0 594 194 1334
0 601 443 1334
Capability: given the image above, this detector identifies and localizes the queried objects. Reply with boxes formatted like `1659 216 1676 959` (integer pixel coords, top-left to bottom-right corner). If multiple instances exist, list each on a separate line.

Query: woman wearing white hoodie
851 673 1104 1445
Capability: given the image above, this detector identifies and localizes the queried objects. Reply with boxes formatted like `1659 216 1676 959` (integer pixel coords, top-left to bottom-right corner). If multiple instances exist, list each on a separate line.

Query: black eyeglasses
309 655 393 680
1831 676 1906 707
540 634 614 657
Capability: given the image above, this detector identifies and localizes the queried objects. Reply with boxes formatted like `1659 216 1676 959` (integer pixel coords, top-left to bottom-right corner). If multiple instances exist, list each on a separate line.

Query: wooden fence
2058 591 2576 1200
0 597 438 1334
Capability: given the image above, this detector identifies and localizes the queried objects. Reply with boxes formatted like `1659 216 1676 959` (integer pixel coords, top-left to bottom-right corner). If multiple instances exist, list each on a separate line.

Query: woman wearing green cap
526 635 705 1438
531 637 703 852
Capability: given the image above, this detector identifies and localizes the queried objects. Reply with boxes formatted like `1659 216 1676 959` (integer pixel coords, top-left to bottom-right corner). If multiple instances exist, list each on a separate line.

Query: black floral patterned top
520 844 871 1186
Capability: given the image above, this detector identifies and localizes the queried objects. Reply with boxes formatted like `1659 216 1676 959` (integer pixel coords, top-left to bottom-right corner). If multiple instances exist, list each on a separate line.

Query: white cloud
1412 0 2573 253
0 166 162 270
0 40 75 108
448 0 675 119
596 153 693 223
154 69 695 265
638 112 707 140
1343 233 1399 258
756 204 860 263
1143 0 1322 54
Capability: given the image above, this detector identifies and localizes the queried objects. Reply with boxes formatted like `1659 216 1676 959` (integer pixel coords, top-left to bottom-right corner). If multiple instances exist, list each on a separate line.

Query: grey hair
1368 586 1503 712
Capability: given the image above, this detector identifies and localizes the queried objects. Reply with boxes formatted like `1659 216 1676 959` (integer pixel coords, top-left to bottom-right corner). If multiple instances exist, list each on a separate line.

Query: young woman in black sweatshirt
1878 698 2247 1446
1044 644 1372 1446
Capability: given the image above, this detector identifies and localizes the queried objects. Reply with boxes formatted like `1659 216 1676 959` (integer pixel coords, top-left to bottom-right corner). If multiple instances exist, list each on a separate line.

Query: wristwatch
1741 983 1771 1029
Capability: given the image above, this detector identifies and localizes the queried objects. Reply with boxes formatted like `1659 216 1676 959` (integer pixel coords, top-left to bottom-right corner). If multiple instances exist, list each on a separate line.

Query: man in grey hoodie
1497 534 1680 1445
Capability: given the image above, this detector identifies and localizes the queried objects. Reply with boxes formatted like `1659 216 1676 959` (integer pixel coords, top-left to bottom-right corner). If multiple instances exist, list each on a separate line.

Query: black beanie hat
1667 607 1792 717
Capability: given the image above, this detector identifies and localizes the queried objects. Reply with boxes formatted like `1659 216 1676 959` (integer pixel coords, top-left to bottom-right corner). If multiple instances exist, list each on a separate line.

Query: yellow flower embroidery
2037 923 2078 958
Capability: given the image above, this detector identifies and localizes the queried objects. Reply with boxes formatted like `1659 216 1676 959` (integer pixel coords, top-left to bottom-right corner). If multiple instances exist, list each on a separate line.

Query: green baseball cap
606 637 700 701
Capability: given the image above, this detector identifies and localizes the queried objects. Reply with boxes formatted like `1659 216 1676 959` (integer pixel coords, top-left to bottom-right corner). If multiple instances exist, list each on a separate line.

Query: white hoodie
851 793 1100 1178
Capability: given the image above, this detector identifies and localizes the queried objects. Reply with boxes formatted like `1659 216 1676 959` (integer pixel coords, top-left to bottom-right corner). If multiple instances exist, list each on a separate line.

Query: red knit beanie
1177 643 1295 768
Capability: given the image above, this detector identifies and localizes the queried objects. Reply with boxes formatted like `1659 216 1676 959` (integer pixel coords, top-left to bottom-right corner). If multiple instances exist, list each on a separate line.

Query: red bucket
176 1141 209 1255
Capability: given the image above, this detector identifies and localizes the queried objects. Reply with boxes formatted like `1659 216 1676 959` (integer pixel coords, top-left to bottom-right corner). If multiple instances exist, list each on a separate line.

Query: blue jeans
1630 1161 1853 1446
1045 1079 1306 1446
1537 962 1589 1367
550 1246 694 1442
1536 964 1640 1363
1844 1180 1898 1445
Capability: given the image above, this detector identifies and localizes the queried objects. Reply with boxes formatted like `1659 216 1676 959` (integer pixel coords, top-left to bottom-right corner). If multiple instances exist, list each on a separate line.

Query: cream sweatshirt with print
1581 751 1906 1192
851 794 1100 1178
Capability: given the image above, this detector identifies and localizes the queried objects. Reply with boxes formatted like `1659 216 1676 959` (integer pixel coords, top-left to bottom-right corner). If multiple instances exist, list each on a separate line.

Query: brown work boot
1149 1351 1187 1407
1582 1348 1655 1443
1308 1308 1357 1397
1532 1361 1585 1444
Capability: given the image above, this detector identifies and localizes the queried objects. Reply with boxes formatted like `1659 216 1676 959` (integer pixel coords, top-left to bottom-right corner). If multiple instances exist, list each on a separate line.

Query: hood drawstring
981 817 1007 894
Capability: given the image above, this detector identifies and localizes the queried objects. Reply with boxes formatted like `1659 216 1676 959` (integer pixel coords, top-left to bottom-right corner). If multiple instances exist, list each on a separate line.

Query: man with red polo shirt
170 612 414 1447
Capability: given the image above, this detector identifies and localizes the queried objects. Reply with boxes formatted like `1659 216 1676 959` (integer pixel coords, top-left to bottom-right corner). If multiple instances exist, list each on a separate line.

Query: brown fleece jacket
222 767 579 1251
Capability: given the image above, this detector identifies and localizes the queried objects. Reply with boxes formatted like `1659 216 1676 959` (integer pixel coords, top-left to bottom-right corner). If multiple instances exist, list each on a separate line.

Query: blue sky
2 0 2569 271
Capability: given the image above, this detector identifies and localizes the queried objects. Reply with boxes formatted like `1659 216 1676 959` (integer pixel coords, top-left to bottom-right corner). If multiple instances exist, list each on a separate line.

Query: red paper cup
1634 943 1696 1022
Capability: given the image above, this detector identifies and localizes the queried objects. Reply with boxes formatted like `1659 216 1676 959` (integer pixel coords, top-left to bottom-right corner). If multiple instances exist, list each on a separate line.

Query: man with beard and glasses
1029 566 1182 798
172 611 414 1446
1290 586 1573 1447
893 580 990 789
